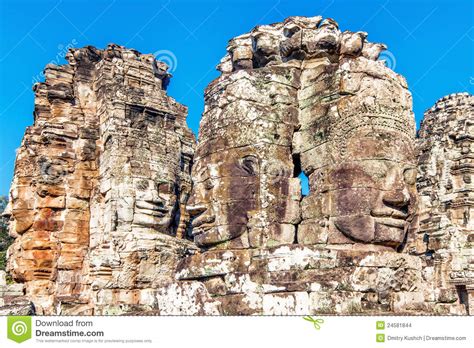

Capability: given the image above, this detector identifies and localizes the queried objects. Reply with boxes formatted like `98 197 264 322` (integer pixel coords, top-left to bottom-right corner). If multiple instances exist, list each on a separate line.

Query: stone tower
4 44 196 314
188 16 417 251
413 92 474 314
179 16 428 315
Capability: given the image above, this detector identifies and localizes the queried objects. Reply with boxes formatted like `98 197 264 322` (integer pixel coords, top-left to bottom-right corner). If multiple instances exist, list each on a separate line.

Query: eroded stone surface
175 244 431 315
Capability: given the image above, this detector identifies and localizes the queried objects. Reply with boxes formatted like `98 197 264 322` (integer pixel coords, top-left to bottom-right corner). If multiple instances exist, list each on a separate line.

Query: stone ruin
2 44 196 314
410 92 474 314
0 16 472 315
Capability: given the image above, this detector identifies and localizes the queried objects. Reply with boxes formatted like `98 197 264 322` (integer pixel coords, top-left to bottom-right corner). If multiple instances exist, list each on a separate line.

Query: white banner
0 316 471 347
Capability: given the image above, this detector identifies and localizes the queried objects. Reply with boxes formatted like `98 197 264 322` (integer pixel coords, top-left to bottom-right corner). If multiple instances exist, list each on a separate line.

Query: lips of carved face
187 203 215 236
186 172 217 238
373 168 414 245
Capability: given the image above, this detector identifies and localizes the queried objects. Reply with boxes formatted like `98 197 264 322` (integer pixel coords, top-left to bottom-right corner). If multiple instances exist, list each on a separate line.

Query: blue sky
0 0 473 196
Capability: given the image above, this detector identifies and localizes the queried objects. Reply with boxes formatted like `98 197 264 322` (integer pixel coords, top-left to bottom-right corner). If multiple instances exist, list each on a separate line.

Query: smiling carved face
132 178 177 231
321 128 417 248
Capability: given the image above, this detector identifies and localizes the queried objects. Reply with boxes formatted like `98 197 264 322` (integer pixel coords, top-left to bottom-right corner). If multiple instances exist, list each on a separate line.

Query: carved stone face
132 178 177 231
325 128 417 247
187 148 259 247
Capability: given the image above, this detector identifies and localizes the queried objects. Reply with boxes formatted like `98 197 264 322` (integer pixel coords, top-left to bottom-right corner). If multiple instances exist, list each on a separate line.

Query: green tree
0 195 13 270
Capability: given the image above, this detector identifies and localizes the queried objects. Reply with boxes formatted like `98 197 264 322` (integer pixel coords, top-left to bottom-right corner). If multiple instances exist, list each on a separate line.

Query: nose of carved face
371 167 415 246
186 195 206 216
382 188 410 212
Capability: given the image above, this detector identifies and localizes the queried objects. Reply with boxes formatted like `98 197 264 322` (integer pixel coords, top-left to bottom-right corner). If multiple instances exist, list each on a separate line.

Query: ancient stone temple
0 16 472 316
3 44 196 314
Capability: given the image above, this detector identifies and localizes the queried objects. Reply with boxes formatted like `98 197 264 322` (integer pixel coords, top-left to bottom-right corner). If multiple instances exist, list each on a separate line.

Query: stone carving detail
0 16 472 316
3 44 196 314
179 15 434 316
191 15 417 250
297 60 417 249
412 93 474 314
189 66 301 249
